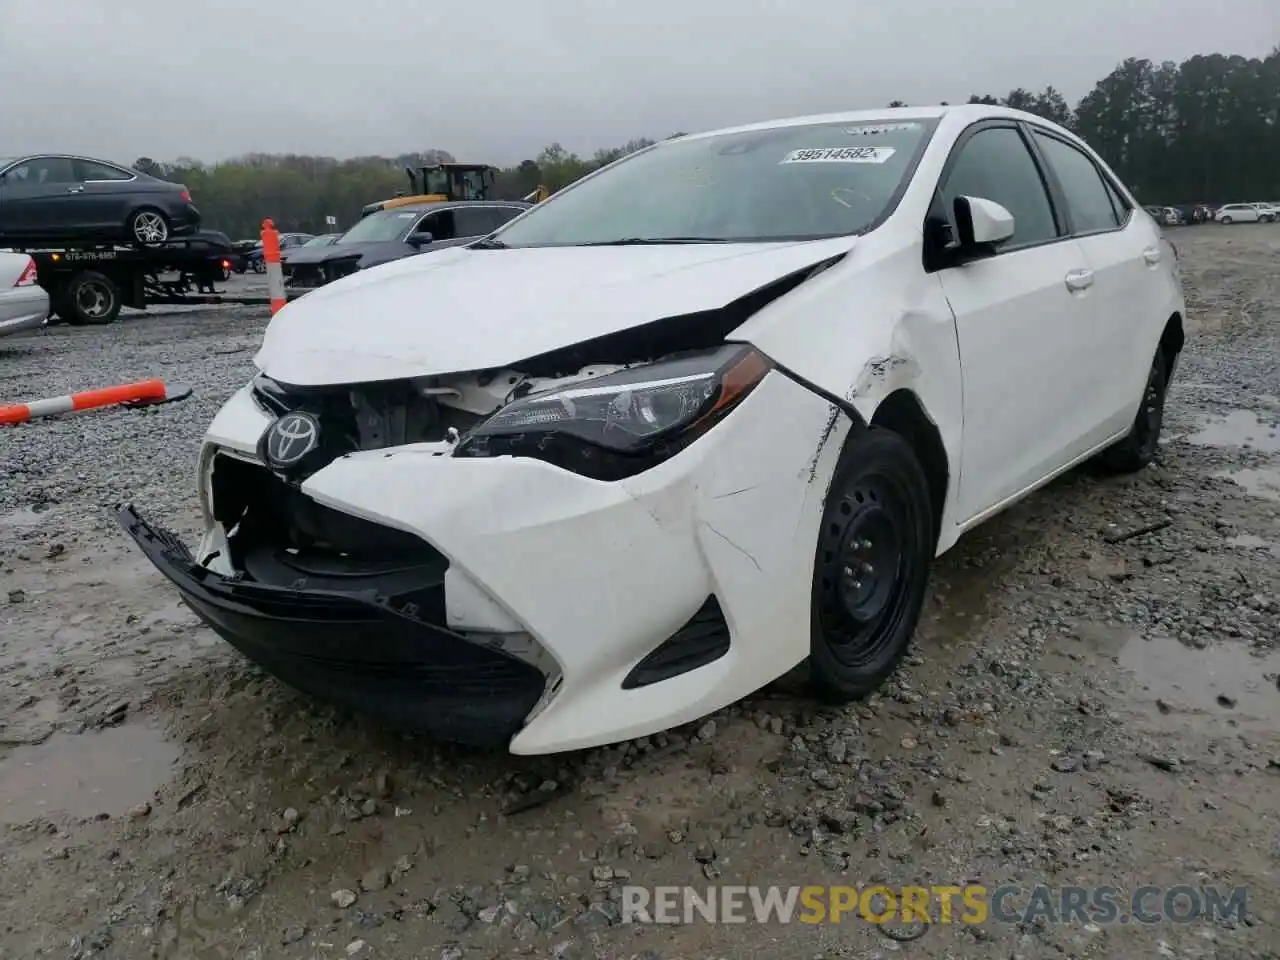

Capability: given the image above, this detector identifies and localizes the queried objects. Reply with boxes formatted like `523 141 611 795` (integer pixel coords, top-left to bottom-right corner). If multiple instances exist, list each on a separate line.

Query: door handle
66 186 84 194
1064 268 1094 291
1142 247 1161 266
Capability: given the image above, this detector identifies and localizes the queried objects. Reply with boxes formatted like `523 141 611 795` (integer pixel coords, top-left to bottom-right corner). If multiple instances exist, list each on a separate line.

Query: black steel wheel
810 428 934 701
64 271 122 326
1095 344 1168 474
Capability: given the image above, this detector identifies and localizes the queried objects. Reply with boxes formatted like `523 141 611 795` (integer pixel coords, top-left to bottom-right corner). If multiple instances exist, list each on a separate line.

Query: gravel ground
1 227 1279 960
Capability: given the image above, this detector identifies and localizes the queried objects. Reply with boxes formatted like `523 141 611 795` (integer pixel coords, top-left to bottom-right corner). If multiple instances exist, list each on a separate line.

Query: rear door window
1031 132 1120 234
453 207 498 236
74 159 134 181
487 206 525 231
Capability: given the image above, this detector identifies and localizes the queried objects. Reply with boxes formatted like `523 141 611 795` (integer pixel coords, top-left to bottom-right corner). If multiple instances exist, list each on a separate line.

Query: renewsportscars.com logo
620 884 1248 926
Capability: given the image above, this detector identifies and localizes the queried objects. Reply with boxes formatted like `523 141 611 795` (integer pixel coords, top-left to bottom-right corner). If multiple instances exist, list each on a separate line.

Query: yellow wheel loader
360 163 498 218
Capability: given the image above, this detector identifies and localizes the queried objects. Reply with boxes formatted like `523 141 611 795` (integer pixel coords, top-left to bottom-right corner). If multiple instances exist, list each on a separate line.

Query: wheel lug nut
853 580 863 589
862 562 874 574
843 566 854 577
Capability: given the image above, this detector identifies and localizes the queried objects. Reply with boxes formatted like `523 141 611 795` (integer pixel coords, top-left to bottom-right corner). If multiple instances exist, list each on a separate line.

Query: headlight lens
455 344 771 480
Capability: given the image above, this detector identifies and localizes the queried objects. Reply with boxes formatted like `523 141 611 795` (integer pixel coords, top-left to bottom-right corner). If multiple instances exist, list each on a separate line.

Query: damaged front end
118 504 547 744
117 252 857 752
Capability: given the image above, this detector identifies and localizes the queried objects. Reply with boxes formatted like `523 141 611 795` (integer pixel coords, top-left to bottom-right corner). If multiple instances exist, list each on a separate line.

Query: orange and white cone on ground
0 379 187 425
261 218 287 315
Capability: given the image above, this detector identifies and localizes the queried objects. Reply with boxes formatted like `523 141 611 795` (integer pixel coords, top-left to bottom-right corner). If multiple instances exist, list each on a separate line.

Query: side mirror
953 196 1014 254
407 231 434 247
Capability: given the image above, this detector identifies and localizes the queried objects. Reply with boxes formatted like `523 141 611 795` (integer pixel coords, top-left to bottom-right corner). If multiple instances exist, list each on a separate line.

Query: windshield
493 119 936 247
338 209 421 243
302 234 338 247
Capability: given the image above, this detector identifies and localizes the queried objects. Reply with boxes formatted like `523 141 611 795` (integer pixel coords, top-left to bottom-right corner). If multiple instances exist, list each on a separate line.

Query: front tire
1220 216 1233 225
128 208 170 245
809 428 934 702
1095 345 1168 474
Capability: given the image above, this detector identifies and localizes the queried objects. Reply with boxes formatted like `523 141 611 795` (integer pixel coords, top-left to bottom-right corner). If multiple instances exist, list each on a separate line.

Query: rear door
930 122 1097 520
452 206 498 239
0 156 81 237
490 205 527 230
71 158 138 234
1026 128 1164 438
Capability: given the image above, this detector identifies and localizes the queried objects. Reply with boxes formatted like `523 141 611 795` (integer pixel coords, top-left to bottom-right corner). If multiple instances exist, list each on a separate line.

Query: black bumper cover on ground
116 506 546 747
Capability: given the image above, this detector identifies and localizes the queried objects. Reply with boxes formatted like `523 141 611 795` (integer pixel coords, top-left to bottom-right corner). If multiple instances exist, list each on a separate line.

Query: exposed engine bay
251 361 635 454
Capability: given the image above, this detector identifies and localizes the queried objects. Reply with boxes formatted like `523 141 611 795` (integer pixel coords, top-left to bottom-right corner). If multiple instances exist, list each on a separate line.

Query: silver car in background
0 251 49 337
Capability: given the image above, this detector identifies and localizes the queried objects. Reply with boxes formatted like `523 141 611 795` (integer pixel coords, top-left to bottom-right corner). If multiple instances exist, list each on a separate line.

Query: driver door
930 122 1095 522
406 210 456 248
0 156 82 238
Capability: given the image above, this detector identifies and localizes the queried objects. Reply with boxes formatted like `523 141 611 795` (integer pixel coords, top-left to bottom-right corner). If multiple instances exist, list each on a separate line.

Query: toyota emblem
264 411 320 468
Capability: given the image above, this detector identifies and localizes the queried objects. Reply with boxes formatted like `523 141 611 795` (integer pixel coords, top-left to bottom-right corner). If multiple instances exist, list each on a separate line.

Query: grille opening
252 375 483 461
211 455 448 619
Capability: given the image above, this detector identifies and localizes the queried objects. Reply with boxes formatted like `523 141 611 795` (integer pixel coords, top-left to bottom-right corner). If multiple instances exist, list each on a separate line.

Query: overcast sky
2 0 1276 166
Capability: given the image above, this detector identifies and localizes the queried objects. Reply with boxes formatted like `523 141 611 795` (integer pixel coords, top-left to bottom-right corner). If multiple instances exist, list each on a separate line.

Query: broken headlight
454 344 772 480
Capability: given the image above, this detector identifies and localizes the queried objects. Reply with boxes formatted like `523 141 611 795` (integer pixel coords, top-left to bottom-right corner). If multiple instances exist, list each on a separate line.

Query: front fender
732 240 964 547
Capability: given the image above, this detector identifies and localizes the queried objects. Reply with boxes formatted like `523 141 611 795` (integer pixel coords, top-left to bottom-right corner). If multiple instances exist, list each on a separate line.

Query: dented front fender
732 241 965 545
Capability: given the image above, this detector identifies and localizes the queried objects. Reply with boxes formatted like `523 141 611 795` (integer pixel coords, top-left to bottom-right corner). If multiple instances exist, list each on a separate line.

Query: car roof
372 200 531 214
2 153 133 168
672 103 1053 144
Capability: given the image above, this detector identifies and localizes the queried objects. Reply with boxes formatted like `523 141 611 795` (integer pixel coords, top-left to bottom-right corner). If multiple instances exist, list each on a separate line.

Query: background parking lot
1 224 1278 959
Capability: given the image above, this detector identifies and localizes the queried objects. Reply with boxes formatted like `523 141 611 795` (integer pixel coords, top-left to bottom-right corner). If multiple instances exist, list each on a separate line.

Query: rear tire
1095 345 1168 474
64 271 122 326
128 207 170 245
809 428 934 702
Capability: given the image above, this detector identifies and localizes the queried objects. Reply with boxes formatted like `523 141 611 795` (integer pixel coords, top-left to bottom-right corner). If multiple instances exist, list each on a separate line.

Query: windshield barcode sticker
780 146 896 164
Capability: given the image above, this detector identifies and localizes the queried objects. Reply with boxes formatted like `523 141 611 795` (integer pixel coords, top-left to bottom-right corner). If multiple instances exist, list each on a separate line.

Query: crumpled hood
255 237 858 385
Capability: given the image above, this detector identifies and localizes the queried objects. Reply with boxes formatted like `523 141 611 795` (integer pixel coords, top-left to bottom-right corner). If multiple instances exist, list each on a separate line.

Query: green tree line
136 48 1279 238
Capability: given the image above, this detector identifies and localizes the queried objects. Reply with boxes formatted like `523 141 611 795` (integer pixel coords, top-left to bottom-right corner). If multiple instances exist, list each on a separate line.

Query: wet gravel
1 229 1279 960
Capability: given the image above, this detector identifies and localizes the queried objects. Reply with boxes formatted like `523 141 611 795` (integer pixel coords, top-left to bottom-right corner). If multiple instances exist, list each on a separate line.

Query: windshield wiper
469 237 507 249
576 237 733 246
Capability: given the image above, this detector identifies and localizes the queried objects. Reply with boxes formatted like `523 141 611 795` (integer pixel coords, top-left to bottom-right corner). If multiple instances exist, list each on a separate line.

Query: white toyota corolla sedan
120 105 1185 754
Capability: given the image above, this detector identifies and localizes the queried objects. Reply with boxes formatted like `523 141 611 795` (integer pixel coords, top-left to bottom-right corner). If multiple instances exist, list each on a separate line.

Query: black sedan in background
240 231 313 272
282 201 528 290
0 154 200 245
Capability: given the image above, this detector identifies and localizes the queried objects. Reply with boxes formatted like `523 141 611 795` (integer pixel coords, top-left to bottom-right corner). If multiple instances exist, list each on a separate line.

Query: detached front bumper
116 506 546 746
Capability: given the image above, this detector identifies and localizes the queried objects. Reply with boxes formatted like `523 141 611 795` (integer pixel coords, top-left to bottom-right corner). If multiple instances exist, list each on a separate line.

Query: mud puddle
1218 465 1280 502
1119 633 1280 723
1227 533 1280 555
0 505 60 530
1187 409 1280 453
0 722 180 824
